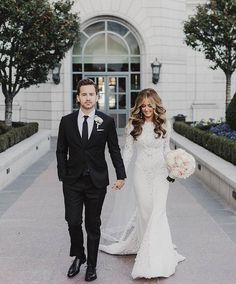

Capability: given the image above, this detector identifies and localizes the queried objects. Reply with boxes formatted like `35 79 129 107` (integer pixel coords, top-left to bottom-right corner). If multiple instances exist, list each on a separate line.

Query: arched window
72 19 141 131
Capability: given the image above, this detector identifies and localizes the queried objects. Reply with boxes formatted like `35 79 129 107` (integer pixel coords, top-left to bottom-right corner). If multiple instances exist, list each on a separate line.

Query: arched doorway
72 19 141 132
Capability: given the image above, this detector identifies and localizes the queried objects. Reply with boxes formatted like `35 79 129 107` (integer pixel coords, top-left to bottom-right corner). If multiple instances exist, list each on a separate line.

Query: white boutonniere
94 115 103 129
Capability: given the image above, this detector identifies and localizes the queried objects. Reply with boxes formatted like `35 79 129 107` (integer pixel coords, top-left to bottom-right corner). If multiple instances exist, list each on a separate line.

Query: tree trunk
5 97 13 127
225 73 232 111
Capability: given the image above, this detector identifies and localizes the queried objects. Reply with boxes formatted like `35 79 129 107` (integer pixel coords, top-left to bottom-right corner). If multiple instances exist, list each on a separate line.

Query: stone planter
171 131 236 209
0 130 51 191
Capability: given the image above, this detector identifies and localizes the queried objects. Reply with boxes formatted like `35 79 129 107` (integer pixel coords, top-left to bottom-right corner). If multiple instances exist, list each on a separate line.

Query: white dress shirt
78 109 95 139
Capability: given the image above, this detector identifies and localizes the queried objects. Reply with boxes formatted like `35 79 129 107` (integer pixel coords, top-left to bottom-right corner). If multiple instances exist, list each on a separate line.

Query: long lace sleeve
163 120 171 158
122 122 134 171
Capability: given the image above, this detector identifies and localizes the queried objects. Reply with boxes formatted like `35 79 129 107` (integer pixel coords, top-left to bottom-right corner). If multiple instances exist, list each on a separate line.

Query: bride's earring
140 112 143 118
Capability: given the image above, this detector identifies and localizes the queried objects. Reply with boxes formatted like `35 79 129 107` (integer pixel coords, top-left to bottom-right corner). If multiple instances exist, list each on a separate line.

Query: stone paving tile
180 176 236 246
161 201 236 283
0 138 57 219
226 232 236 243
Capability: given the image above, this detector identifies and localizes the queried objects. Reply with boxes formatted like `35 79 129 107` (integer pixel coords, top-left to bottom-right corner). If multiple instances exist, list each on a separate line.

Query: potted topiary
173 114 186 122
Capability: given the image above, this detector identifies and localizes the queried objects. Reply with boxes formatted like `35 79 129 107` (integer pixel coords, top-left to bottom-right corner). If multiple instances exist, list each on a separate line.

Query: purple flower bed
209 123 236 141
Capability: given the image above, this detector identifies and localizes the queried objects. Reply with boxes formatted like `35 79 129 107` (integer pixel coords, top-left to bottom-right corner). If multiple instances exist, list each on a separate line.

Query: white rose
94 115 103 129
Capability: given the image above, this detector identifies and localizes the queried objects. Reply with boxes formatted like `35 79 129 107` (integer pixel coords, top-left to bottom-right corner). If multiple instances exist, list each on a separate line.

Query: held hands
112 179 125 190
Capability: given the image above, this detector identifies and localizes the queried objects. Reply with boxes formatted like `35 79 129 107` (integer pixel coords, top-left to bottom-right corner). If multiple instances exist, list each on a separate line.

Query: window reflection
131 57 140 71
131 92 139 107
108 77 117 109
84 64 105 72
107 21 128 36
73 64 82 72
72 74 82 90
131 63 140 71
109 94 117 109
110 114 118 127
107 34 128 55
119 94 126 109
108 63 128 72
109 77 117 88
119 114 126 128
131 74 140 90
97 77 105 111
125 33 140 54
73 92 77 109
73 33 87 55
118 77 126 92
84 34 106 55
84 22 105 36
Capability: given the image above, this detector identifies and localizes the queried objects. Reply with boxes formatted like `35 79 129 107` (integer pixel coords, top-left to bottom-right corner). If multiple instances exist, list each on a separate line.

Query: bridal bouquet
166 148 195 182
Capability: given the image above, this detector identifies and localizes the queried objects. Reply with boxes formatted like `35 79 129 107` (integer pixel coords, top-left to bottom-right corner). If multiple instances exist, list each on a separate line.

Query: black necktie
82 115 89 144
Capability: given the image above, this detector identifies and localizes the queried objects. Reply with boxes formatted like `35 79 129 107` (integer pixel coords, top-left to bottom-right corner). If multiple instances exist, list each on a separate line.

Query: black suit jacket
56 110 126 188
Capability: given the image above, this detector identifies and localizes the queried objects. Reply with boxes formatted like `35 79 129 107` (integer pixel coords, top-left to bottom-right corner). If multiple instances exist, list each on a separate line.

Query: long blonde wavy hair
129 88 167 140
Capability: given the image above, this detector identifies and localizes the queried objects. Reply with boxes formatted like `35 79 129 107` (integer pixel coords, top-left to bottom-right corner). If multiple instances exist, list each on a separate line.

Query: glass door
86 75 129 134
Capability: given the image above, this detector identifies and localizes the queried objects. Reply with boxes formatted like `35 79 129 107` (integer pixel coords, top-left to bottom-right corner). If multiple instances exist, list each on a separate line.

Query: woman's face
140 97 154 120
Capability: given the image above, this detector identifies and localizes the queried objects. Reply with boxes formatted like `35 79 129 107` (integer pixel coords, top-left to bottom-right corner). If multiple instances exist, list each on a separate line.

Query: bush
226 92 236 130
173 121 236 165
209 123 236 140
201 132 212 150
0 121 10 135
232 144 236 165
0 121 38 153
0 135 8 152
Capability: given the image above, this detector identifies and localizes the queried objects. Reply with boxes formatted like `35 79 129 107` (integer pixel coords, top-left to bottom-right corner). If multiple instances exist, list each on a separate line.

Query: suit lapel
72 110 82 145
87 110 98 145
88 121 97 144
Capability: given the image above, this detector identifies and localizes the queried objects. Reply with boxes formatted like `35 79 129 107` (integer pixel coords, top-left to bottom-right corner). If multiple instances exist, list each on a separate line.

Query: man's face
77 85 98 111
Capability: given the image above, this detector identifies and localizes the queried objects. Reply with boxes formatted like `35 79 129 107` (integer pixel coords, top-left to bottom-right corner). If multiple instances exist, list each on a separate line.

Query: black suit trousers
63 175 106 267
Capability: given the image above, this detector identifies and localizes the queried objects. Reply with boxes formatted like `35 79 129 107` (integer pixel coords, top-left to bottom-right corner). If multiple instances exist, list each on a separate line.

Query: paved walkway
0 138 236 284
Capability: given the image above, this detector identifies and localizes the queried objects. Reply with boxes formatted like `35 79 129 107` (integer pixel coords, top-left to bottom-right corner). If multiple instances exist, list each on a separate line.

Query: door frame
84 73 130 133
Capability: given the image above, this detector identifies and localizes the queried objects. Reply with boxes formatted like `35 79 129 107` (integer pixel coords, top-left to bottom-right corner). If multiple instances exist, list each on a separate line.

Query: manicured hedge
173 121 236 165
0 121 38 153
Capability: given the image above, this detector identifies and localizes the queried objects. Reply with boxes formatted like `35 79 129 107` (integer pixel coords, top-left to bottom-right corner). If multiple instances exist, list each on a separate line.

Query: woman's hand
112 179 125 190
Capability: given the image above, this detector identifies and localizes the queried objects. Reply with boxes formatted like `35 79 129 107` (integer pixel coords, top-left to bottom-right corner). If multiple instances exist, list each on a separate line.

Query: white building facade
1 0 235 136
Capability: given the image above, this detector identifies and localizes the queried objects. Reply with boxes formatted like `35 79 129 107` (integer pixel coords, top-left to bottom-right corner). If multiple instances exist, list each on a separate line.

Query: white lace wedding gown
100 121 185 279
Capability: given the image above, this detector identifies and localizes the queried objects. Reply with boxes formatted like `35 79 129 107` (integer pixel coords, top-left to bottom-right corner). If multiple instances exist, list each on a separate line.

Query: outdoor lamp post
52 63 61 85
151 58 162 84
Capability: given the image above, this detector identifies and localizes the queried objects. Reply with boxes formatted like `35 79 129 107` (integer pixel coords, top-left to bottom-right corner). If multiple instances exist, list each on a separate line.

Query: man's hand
112 179 125 190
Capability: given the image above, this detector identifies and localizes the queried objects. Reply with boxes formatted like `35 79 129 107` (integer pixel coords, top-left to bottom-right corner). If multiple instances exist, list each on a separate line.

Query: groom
56 78 126 281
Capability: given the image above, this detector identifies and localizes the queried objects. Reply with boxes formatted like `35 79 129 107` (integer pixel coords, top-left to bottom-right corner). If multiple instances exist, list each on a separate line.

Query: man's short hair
77 78 98 95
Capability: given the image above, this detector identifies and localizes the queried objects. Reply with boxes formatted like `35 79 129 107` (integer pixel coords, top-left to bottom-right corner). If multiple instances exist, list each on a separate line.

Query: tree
183 0 236 111
0 0 79 126
226 92 236 130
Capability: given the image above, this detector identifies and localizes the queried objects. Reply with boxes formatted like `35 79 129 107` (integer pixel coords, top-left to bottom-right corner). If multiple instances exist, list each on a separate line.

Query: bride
100 88 185 279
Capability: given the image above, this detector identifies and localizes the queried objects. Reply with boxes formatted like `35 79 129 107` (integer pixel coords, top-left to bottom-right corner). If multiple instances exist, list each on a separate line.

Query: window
72 20 141 111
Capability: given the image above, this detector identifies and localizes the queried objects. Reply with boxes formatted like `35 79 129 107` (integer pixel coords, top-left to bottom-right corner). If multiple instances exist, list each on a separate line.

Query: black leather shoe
85 265 97 281
67 256 86 278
